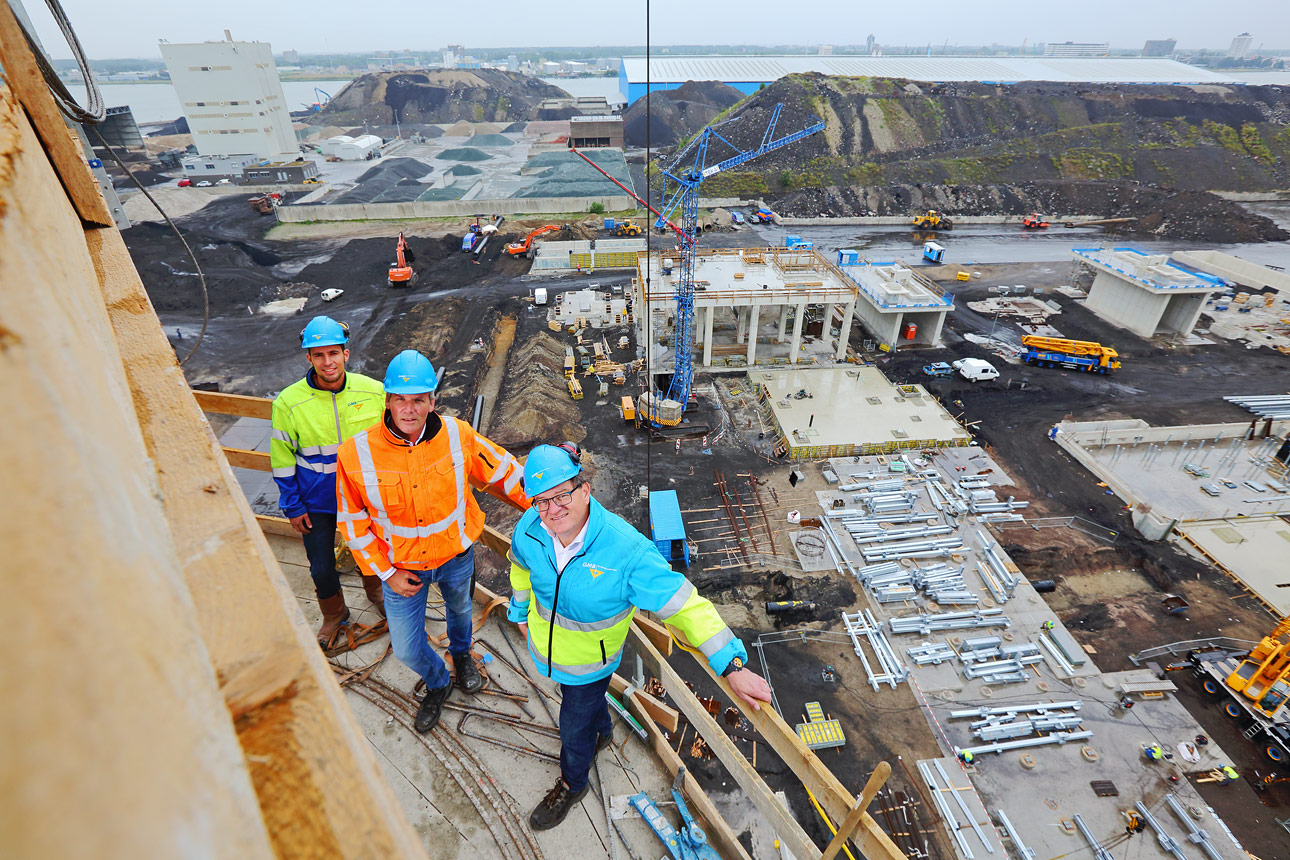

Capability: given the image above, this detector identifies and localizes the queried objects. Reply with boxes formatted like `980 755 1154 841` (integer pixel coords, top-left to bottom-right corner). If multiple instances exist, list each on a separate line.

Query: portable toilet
922 242 945 263
837 249 862 266
604 218 616 231
903 322 918 340
648 489 689 567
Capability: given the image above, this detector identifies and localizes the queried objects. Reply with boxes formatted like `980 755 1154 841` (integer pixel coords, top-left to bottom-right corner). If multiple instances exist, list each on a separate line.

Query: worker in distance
508 442 772 831
337 349 529 733
270 316 385 651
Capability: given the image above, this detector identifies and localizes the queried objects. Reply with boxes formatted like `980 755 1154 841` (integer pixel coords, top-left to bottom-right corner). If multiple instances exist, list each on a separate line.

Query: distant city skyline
23 0 1290 60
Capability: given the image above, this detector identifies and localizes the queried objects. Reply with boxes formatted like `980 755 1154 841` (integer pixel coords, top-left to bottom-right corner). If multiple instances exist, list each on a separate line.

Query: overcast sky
23 0 1289 60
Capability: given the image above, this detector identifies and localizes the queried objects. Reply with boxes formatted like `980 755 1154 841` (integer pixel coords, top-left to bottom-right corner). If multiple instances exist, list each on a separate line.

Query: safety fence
992 515 1120 545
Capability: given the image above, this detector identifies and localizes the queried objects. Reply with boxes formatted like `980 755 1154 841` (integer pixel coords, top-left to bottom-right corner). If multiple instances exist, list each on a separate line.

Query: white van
952 358 999 382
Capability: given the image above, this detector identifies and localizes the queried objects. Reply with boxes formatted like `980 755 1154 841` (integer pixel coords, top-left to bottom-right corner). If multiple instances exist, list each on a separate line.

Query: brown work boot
362 575 386 618
317 592 350 651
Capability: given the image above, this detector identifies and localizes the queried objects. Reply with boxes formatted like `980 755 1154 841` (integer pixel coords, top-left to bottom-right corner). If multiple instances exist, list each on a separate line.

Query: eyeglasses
533 483 583 512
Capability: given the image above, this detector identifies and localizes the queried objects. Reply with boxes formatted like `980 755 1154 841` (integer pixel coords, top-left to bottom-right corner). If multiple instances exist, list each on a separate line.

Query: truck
534 287 548 306
1020 336 1120 373
922 242 945 263
922 362 953 378
750 207 775 224
784 235 814 251
951 358 999 382
1188 615 1290 764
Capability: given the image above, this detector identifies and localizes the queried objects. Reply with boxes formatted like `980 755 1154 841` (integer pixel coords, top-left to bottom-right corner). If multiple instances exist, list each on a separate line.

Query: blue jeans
559 675 614 792
384 547 475 691
300 512 341 600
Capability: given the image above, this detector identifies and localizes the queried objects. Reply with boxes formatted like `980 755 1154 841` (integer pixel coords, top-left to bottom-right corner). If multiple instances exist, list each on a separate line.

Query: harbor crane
572 105 824 427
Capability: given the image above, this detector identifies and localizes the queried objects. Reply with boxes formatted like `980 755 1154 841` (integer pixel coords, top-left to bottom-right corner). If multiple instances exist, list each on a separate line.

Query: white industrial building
1073 247 1226 339
333 134 383 161
159 32 298 161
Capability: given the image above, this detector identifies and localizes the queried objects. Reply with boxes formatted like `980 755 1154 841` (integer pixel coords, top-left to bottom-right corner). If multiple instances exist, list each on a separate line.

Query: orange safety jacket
337 413 528 578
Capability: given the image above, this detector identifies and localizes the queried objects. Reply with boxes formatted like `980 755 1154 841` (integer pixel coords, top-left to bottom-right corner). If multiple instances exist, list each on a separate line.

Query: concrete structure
635 248 866 371
1172 249 1290 295
335 134 382 161
835 252 953 347
568 115 623 149
1142 38 1177 57
159 32 297 160
751 367 970 459
180 152 261 180
1043 41 1111 57
618 56 1238 102
1229 32 1254 60
96 105 143 149
1073 247 1225 339
531 238 645 271
550 288 629 326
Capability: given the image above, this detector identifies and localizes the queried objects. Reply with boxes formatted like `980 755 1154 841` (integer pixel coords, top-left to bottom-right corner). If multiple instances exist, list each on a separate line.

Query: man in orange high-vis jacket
337 350 528 733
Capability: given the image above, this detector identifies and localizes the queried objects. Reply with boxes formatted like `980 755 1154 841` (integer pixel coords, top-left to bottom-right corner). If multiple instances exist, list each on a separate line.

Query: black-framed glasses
532 481 584 512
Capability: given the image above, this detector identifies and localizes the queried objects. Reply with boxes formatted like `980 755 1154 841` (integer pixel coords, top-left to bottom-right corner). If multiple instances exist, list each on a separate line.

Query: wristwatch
721 656 745 677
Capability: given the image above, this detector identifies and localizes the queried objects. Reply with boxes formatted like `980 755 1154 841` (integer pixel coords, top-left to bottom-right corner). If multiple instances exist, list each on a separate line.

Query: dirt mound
772 180 1289 243
516 149 635 198
439 147 493 162
623 79 746 147
310 70 570 127
354 157 432 183
487 332 586 449
467 133 515 147
692 73 1290 196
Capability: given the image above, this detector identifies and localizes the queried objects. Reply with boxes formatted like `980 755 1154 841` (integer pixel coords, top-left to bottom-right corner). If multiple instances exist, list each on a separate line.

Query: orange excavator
505 224 561 258
388 232 415 286
1021 213 1050 229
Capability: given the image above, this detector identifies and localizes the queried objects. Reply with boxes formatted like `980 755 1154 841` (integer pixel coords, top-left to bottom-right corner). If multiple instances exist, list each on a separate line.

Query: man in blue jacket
271 316 385 650
509 443 771 831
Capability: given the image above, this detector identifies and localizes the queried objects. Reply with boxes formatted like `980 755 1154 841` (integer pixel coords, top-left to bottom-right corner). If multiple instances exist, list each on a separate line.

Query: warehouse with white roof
618 56 1240 104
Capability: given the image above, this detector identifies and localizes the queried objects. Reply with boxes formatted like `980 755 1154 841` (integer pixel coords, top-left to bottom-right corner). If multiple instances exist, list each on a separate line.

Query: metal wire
13 0 103 123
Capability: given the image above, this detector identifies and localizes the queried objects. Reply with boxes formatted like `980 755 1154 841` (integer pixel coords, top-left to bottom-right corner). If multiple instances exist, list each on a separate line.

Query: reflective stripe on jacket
270 371 385 517
507 497 746 685
337 414 527 579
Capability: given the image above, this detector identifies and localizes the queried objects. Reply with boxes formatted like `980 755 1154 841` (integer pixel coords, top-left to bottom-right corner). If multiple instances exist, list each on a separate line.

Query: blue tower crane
638 104 825 427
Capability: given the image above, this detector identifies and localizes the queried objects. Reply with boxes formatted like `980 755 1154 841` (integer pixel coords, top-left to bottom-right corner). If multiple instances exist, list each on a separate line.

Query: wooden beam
608 672 679 734
629 624 822 860
194 389 273 420
623 686 754 860
0 4 114 226
256 514 298 539
224 447 271 472
820 762 891 860
669 632 906 860
86 205 425 855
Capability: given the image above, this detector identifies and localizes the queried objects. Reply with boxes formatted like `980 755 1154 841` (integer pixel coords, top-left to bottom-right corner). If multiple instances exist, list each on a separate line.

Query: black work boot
529 778 589 831
453 652 484 694
596 731 614 756
414 683 452 733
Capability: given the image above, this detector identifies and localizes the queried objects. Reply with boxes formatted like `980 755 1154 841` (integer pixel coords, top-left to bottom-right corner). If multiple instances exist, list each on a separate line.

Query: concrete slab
750 367 971 459
1178 517 1290 616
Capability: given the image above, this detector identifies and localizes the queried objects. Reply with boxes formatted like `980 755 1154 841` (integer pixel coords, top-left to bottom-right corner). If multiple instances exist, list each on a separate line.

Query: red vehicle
1021 213 1050 229
177 178 193 187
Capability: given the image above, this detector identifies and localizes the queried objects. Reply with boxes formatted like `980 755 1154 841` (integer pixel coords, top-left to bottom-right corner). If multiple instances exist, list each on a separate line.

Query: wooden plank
256 514 298 539
0 81 275 859
629 624 823 860
194 389 273 420
608 672 679 734
0 5 114 226
664 630 906 860
85 210 426 856
224 447 271 472
820 762 891 860
623 683 754 860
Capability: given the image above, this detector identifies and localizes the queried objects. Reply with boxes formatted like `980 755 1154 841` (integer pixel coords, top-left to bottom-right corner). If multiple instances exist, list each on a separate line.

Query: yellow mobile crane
1190 614 1290 763
1226 615 1290 718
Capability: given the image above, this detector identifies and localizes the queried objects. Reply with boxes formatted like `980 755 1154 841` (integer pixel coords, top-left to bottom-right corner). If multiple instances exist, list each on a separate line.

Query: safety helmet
300 315 350 349
383 349 439 395
524 443 583 498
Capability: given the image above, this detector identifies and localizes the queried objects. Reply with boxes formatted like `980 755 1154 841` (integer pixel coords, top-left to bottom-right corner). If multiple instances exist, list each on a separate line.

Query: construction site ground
144 192 1290 858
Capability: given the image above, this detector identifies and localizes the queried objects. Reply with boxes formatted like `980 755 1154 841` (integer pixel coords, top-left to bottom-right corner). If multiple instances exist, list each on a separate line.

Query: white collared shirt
542 518 589 573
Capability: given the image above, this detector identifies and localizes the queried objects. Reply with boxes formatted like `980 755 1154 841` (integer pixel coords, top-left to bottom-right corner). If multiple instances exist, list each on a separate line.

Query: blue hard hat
524 443 582 497
300 315 349 349
383 349 439 394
